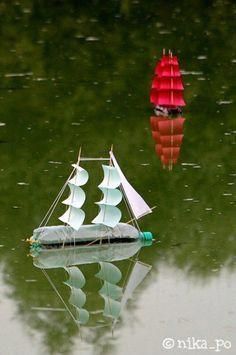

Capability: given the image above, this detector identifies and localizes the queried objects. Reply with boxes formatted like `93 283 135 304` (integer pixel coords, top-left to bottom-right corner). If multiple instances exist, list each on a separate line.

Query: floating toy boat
150 50 186 169
150 49 186 116
30 149 154 251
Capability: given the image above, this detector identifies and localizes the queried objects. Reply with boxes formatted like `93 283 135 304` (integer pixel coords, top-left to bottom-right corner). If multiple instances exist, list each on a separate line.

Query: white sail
99 165 121 189
64 266 89 325
69 288 86 308
110 151 152 219
95 262 122 284
92 204 121 228
64 266 85 289
92 165 122 228
102 297 121 319
69 165 89 186
75 308 90 325
99 187 122 206
96 262 122 319
59 165 88 231
59 206 85 231
62 183 86 208
99 281 123 300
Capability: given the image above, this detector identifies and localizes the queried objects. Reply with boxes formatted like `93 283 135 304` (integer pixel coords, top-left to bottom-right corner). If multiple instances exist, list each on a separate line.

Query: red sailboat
150 50 186 169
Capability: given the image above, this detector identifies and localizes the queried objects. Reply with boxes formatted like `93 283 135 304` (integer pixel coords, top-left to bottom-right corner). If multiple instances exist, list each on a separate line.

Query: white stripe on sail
92 204 121 228
110 151 152 219
62 183 86 208
59 206 85 231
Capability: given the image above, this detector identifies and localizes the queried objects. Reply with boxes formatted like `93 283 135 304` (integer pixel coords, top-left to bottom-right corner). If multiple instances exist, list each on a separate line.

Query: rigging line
117 178 141 231
39 167 76 227
44 183 68 227
125 205 157 224
119 183 134 225
80 157 110 161
41 268 80 330
41 167 76 226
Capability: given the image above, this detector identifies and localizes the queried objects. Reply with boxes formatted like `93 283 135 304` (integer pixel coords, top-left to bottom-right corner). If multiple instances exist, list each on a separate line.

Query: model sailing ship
29 149 153 252
150 49 186 169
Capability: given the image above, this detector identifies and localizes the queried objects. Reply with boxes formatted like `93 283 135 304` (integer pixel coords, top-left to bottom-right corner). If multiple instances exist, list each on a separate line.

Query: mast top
77 147 82 165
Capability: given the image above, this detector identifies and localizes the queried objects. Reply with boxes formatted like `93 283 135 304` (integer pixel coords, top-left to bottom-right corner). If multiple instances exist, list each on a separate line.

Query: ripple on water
181 70 203 76
48 161 63 165
197 55 207 60
4 72 33 77
85 36 100 41
217 100 233 105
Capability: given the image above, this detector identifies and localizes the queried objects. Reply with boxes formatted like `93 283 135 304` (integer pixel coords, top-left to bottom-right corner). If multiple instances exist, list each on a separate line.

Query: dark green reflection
0 0 236 354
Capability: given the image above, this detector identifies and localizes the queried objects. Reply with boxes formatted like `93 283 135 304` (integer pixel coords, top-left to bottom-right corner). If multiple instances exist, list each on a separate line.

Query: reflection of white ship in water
32 241 152 327
30 149 154 250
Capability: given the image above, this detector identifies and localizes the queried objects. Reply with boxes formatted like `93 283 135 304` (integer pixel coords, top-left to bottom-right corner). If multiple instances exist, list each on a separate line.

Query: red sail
161 55 179 66
155 144 162 157
161 156 178 165
160 134 183 147
155 55 179 74
162 147 180 159
157 64 181 77
152 91 186 107
150 89 159 105
158 117 185 135
152 77 184 90
152 131 160 142
150 116 167 130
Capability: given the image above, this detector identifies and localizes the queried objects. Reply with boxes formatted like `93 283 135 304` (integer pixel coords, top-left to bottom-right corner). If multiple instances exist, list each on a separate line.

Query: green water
0 1 235 354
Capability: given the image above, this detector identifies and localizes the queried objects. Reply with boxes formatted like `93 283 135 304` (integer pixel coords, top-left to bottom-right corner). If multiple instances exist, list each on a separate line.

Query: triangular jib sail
110 151 152 219
59 164 89 230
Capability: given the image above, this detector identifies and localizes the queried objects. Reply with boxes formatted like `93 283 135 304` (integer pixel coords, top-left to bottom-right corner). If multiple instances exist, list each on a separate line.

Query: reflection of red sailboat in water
150 116 185 168
150 49 186 170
